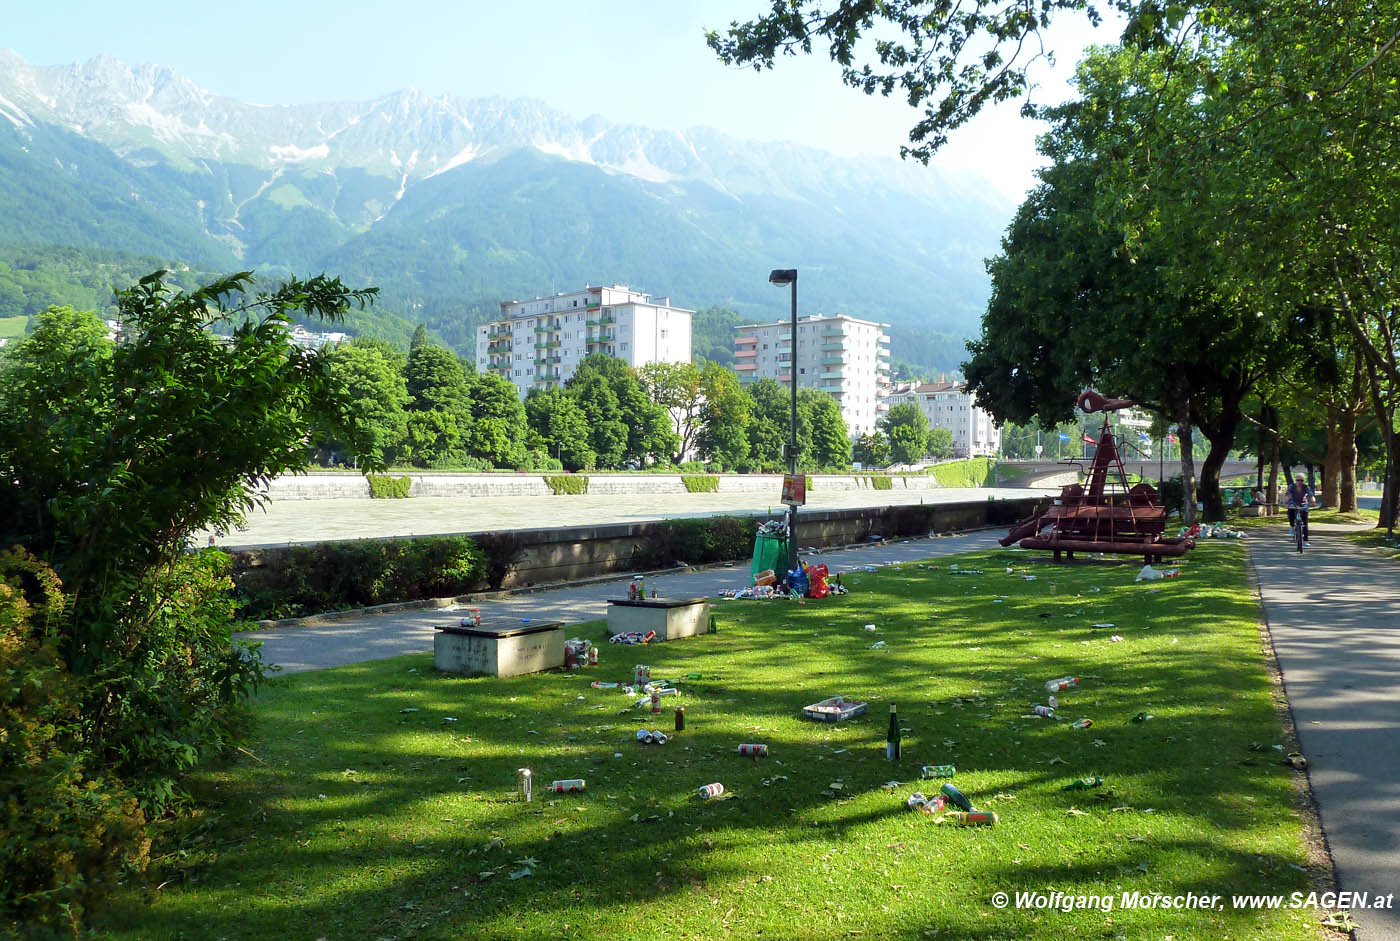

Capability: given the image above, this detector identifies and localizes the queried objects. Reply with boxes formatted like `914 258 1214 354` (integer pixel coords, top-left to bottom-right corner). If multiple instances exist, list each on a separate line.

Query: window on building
621 342 629 350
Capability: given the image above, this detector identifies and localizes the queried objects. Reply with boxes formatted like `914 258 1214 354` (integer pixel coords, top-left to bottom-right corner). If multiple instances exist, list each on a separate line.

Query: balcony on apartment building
734 335 758 346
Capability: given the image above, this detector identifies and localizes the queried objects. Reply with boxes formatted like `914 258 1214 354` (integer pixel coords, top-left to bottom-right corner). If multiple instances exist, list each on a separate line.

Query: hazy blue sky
7 1 1120 198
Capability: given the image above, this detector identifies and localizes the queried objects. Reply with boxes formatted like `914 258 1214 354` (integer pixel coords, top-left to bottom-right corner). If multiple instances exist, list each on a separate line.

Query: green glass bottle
886 704 901 760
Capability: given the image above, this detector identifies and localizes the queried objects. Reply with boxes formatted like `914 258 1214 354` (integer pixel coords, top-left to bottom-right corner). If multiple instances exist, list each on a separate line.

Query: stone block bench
434 620 564 677
607 597 711 643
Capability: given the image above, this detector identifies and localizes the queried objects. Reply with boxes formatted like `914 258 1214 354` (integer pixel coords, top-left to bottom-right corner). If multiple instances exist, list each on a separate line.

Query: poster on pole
781 473 806 506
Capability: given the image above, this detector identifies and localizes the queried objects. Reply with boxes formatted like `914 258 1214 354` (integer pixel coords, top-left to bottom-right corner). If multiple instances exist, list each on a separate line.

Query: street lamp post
769 268 799 576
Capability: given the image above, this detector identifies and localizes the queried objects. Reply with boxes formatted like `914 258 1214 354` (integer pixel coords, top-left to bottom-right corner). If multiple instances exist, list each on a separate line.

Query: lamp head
768 268 797 285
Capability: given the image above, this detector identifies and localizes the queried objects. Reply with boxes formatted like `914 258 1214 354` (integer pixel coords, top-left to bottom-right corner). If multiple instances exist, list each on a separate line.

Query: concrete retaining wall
230 496 1042 593
262 471 950 501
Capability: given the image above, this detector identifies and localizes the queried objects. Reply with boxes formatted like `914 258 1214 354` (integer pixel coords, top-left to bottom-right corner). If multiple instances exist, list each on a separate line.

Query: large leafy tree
879 401 930 465
696 362 752 469
801 388 851 469
324 341 411 468
0 271 377 809
525 388 595 471
463 372 527 467
638 361 704 462
853 430 890 468
404 343 467 414
568 354 675 468
745 377 794 469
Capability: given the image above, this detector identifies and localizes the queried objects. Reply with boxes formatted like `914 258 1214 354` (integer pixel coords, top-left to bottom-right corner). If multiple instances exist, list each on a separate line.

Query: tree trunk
1339 407 1359 513
1196 407 1241 523
1266 431 1281 511
1178 403 1198 527
1322 404 1342 508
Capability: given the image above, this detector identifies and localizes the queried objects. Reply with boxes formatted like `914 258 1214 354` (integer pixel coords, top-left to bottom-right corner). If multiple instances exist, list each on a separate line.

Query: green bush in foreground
681 473 720 493
1 549 149 934
367 473 413 498
545 474 589 495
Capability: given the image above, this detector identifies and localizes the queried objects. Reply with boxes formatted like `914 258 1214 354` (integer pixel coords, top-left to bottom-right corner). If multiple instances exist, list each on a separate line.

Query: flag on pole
1137 430 1150 441
1083 434 1096 445
1058 432 1070 442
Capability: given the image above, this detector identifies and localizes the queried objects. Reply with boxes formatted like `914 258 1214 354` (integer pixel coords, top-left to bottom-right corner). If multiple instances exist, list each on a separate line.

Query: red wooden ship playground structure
1000 392 1196 564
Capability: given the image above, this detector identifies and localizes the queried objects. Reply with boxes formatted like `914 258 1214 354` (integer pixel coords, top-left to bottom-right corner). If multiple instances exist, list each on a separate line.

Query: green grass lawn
99 543 1325 940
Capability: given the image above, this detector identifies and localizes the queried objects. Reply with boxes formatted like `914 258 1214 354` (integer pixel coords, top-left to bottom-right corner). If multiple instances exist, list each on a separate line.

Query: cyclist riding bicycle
1285 475 1316 549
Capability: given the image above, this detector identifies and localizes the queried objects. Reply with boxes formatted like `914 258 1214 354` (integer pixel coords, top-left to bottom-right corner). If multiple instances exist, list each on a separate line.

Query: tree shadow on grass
99 543 1321 940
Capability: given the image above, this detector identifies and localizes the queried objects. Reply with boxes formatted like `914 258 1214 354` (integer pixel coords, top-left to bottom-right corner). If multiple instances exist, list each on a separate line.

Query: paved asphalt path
237 529 1008 674
1249 510 1400 941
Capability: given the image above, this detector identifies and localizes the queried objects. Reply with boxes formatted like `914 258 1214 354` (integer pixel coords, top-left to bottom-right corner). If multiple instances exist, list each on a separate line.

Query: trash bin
751 531 788 583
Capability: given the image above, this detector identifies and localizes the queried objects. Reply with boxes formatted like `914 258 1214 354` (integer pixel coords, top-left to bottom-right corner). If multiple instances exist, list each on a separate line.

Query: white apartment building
733 313 890 437
885 379 1001 458
476 284 692 396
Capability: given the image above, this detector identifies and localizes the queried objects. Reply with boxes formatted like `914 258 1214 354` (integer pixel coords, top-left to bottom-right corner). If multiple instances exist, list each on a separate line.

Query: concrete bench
434 620 564 677
607 597 711 643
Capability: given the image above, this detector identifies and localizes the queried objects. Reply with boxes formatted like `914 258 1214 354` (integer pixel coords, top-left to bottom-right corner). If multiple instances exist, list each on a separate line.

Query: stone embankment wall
263 472 954 501
230 496 1042 591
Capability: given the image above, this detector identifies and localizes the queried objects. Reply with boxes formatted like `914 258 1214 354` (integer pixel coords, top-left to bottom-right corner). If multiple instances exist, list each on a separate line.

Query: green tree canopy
879 401 930 465
696 362 752 469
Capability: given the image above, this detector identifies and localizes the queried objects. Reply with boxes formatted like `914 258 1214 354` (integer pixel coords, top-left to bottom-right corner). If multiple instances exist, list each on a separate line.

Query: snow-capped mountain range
0 49 1014 361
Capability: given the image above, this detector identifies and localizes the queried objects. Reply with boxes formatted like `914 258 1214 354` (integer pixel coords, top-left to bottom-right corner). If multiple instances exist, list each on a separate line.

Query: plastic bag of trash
808 564 830 599
787 567 810 595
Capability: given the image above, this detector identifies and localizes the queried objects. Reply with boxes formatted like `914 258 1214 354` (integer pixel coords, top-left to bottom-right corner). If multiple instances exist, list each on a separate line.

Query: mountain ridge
0 49 1010 370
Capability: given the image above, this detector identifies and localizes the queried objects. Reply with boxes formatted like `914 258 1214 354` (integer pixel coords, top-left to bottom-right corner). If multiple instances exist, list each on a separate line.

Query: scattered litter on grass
399 707 419 714
1135 565 1180 581
1322 912 1357 932
1092 739 1108 747
1062 776 1104 791
1091 623 1115 628
1132 712 1155 723
870 641 886 649
1066 807 1089 817
1284 752 1309 770
443 717 458 723
864 624 878 632
1109 635 1124 643
1071 718 1094 729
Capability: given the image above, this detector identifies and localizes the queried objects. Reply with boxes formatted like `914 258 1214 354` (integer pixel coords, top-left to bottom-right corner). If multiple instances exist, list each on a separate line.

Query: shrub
638 516 755 569
677 460 707 474
870 475 893 491
930 458 995 488
472 531 528 590
1159 476 1186 515
229 536 487 619
545 474 589 495
682 474 719 493
0 549 150 933
367 474 413 498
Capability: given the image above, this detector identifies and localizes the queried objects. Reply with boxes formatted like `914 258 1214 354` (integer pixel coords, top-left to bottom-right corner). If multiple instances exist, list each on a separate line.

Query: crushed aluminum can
921 764 956 779
1033 705 1056 718
591 681 619 689
549 779 586 793
698 782 724 799
517 768 532 803
1071 718 1094 729
736 743 768 758
636 729 654 743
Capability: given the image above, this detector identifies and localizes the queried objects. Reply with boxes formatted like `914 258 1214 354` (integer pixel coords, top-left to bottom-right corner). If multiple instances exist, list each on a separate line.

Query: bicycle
1288 503 1313 554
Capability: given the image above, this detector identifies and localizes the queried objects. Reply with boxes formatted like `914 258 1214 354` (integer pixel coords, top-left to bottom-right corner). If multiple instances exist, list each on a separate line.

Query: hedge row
630 516 755 570
367 474 413 498
681 474 719 493
545 474 589 495
229 536 489 620
930 458 996 489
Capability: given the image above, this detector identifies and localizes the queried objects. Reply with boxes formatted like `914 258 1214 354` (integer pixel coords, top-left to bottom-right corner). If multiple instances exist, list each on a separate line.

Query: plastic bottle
1045 676 1080 693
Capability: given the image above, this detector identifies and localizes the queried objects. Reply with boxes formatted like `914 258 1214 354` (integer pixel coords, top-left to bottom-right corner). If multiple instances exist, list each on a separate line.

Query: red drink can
588 645 599 666
549 779 585 793
736 743 768 757
698 782 724 799
650 692 661 714
1034 705 1056 718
